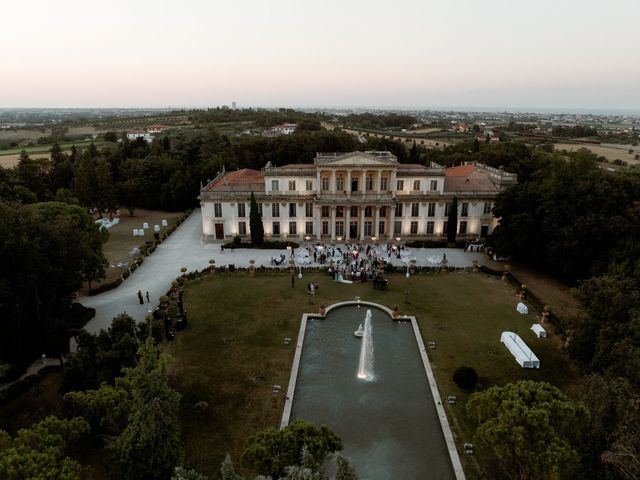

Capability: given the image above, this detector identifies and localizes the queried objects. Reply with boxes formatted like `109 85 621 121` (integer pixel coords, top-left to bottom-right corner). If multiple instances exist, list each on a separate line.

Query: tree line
412 137 640 479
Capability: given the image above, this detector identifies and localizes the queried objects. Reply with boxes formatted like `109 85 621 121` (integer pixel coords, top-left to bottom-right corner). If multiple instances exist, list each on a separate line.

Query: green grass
167 270 578 478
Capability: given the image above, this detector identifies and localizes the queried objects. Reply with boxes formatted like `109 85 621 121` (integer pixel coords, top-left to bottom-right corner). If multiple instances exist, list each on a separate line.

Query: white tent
516 302 528 314
501 331 540 368
531 324 547 338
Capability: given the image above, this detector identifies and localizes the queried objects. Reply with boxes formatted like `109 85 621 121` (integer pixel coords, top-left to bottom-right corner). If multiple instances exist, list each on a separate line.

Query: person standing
137 290 144 304
145 291 150 303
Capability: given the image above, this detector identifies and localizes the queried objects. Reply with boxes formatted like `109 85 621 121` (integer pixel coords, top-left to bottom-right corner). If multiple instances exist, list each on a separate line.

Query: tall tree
446 195 458 244
50 141 67 164
73 157 97 210
111 338 183 480
249 191 264 245
116 178 141 216
466 380 589 480
94 158 116 214
16 151 51 201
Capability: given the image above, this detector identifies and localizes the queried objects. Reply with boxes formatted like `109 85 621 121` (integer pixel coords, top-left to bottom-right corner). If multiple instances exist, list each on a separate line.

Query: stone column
314 205 321 240
391 170 397 194
316 169 321 192
347 170 352 196
374 206 380 238
345 205 351 240
376 170 382 193
330 206 336 240
360 205 366 241
331 170 336 194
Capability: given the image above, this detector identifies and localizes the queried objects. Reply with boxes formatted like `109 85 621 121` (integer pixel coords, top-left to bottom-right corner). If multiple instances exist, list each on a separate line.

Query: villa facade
199 151 516 242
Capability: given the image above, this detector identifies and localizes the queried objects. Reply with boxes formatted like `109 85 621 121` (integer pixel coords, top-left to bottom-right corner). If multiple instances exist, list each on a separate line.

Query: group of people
270 254 287 265
137 290 150 304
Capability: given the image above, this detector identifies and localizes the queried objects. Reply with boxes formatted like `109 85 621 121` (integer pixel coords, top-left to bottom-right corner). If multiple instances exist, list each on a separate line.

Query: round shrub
453 366 478 390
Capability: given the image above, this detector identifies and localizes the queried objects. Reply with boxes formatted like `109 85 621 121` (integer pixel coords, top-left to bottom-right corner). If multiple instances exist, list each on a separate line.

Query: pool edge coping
281 299 466 480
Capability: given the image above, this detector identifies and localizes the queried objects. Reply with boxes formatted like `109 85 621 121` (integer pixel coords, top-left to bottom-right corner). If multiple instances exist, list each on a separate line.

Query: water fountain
357 309 374 380
289 305 458 479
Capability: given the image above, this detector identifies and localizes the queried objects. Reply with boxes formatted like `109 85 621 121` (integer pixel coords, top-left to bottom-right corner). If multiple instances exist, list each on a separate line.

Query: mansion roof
204 168 263 193
444 164 499 193
200 152 517 200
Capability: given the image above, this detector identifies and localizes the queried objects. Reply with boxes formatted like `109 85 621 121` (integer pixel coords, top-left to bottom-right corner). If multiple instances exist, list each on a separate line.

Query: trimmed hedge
222 240 301 250
89 277 123 295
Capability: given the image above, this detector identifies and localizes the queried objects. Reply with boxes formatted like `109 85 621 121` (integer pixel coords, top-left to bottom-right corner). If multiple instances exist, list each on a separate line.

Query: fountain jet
357 309 374 380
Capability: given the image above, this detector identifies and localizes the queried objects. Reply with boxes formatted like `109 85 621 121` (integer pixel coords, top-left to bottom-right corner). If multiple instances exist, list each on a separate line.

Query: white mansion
199 151 516 242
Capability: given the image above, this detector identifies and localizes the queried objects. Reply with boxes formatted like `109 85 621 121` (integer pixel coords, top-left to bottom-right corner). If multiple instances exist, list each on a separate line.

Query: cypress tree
447 195 458 244
249 191 264 246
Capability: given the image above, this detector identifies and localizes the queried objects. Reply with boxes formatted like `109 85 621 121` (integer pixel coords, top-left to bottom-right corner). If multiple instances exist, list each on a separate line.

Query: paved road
81 208 487 333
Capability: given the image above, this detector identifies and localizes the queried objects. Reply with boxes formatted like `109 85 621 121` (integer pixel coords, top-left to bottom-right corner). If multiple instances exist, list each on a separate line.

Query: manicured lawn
167 269 578 478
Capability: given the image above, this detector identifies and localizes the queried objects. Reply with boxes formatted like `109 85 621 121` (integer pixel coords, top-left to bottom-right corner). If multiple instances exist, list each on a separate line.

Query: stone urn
208 258 216 273
249 259 256 274
392 305 400 318
288 259 295 273
471 258 479 272
410 259 417 274
502 264 510 282
319 305 326 316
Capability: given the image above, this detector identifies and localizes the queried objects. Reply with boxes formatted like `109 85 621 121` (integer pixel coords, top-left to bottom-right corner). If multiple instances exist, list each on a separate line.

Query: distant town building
126 130 152 142
263 123 297 137
199 151 516 242
126 124 171 142
147 124 170 134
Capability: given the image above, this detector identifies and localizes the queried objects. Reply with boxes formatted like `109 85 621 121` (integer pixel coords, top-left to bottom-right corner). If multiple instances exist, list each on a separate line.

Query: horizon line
1 105 640 116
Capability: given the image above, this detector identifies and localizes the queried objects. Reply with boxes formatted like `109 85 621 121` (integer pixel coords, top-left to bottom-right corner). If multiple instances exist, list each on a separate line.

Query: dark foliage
453 365 478 390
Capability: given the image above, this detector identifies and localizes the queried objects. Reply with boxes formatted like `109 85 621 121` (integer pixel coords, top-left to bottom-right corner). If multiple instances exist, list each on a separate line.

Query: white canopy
531 324 547 338
501 331 540 368
516 302 528 314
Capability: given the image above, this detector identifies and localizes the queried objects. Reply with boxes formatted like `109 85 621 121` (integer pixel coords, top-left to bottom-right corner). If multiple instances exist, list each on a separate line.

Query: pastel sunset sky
2 0 639 110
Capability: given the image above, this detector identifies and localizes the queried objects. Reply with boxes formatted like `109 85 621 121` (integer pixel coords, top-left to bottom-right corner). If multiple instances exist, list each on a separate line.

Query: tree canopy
0 200 107 370
241 420 342 478
0 416 91 479
466 380 589 480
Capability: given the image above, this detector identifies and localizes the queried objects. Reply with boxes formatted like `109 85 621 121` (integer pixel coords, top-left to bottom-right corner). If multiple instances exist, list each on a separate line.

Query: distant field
554 142 639 165
0 128 51 142
342 128 451 147
0 151 51 168
0 140 106 168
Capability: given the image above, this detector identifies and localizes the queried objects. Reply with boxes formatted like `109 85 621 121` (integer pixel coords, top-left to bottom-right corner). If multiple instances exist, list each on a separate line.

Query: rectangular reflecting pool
289 305 457 480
